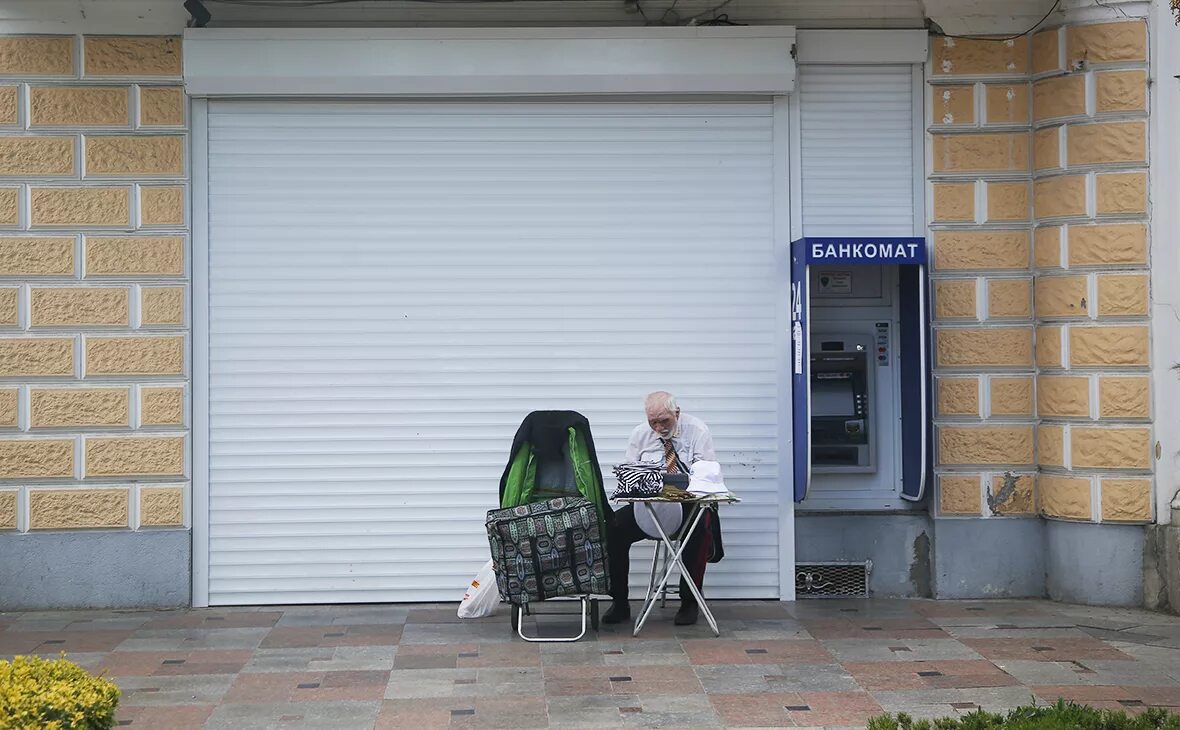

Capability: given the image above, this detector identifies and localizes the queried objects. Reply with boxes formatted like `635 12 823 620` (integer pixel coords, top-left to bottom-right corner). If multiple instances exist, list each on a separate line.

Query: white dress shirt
624 412 716 466
622 413 716 537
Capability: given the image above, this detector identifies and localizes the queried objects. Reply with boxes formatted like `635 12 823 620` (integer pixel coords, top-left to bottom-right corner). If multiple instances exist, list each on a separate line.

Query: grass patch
868 700 1180 730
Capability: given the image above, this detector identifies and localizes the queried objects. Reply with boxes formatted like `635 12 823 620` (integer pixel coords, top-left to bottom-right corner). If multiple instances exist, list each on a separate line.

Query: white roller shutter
799 65 916 236
205 100 782 605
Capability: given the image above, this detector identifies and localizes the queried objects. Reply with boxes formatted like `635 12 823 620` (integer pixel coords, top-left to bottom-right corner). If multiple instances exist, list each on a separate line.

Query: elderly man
604 391 717 626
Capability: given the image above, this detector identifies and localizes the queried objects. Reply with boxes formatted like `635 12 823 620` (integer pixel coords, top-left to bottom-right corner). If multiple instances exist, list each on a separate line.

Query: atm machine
790 238 930 510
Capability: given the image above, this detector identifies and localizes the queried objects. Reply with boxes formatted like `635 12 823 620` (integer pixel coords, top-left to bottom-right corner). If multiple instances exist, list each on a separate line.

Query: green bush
868 701 1180 730
0 655 120 730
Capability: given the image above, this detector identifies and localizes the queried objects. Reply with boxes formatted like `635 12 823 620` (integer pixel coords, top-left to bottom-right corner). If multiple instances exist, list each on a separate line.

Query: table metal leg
632 503 717 637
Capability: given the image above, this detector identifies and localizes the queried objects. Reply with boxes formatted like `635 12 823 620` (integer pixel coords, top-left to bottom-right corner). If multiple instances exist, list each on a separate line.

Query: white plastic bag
457 559 500 619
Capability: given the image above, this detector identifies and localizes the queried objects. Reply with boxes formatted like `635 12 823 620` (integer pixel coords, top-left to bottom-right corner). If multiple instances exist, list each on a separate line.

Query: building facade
0 0 1177 611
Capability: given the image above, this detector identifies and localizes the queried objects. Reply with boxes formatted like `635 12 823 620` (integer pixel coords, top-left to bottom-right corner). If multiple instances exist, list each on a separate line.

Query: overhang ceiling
2 0 1063 37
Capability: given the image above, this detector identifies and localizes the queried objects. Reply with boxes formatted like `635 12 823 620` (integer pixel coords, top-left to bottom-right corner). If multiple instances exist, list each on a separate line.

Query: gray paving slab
203 700 382 730
113 673 236 706
821 638 985 662
4 598 1180 729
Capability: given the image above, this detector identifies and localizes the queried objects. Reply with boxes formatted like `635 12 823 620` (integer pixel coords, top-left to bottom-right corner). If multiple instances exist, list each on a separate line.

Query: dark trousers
607 504 709 608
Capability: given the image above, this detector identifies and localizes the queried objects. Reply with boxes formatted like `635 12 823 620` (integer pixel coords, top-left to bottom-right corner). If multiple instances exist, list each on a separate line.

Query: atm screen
812 375 854 417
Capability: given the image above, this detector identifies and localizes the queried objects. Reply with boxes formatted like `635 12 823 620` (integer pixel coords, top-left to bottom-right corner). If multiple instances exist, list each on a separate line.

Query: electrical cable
931 0 1061 42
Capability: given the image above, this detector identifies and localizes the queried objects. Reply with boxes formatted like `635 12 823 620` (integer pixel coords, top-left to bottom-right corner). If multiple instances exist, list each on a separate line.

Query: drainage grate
795 561 871 598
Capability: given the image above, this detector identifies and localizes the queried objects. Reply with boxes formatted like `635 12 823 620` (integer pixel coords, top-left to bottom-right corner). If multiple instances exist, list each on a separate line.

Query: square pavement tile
224 669 391 702
97 650 254 677
204 700 382 730
114 704 215 729
961 638 1134 662
113 674 237 706
821 638 984 662
682 639 833 665
376 696 548 730
843 660 1019 691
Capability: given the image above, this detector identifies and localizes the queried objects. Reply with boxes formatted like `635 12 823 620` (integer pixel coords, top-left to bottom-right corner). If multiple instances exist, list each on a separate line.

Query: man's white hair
644 391 678 414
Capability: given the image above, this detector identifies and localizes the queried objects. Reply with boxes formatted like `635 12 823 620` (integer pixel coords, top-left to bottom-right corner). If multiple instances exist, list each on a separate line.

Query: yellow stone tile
1069 325 1149 367
1034 126 1061 171
0 439 74 479
140 486 183 526
0 237 74 276
140 387 184 426
0 187 17 225
938 425 1035 466
1034 175 1087 219
1071 427 1151 469
934 280 977 320
30 388 130 428
0 389 16 427
1098 377 1150 419
0 137 75 176
0 287 16 325
0 86 17 125
1100 479 1152 522
990 377 1034 416
1095 172 1147 215
30 187 131 228
932 133 1029 173
139 186 185 226
939 475 981 515
141 286 184 325
1067 121 1146 166
986 181 1030 222
1096 273 1148 317
1032 28 1062 75
0 37 74 76
1068 224 1147 267
0 490 15 529
85 436 184 477
29 86 129 127
932 230 1029 271
139 87 185 126
989 473 1035 515
1034 275 1088 318
85 236 183 276
1039 474 1091 520
1036 375 1090 418
29 488 128 529
1032 75 1086 122
1035 325 1063 369
984 84 1029 124
932 182 974 222
932 85 975 125
30 287 129 327
83 36 181 77
937 377 979 416
1066 21 1147 65
932 36 1028 76
84 336 184 376
1096 70 1147 113
1034 226 1062 269
987 278 1031 318
0 338 74 377
1038 424 1065 467
936 328 1033 367
84 136 183 176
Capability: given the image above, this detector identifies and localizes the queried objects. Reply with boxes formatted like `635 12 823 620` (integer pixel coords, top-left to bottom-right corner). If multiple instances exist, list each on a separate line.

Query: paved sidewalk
3 598 1180 729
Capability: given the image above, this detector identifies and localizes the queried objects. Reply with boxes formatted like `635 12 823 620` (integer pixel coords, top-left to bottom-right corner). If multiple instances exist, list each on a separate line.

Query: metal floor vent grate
795 561 871 598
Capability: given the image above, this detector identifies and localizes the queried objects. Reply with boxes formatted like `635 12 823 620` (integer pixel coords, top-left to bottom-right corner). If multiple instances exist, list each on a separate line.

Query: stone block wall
928 17 1154 528
929 35 1039 518
0 36 189 534
1031 20 1152 525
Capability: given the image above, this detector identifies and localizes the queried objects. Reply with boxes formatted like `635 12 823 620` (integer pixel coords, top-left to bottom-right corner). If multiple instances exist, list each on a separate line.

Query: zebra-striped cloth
612 462 664 498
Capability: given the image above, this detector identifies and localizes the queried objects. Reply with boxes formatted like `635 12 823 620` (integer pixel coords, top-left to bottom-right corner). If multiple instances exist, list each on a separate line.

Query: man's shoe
602 602 631 625
674 603 699 626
